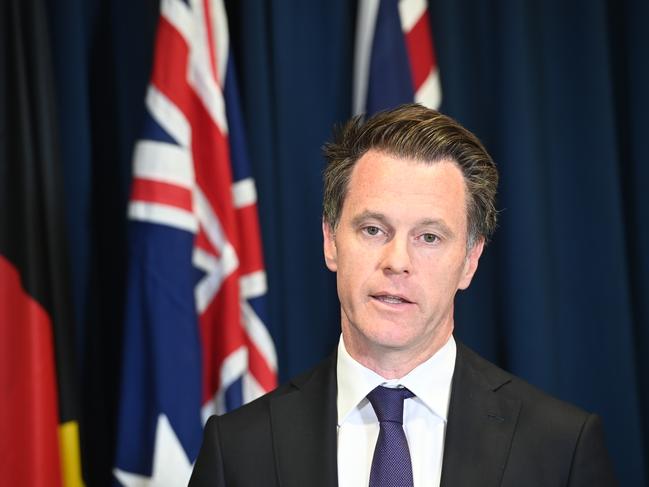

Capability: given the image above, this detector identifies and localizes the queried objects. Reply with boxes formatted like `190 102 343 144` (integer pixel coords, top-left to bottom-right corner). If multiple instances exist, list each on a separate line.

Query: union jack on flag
114 0 277 484
354 0 441 115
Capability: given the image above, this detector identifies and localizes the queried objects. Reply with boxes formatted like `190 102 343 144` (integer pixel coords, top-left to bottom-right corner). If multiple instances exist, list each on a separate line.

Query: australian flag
354 0 441 115
113 1 277 485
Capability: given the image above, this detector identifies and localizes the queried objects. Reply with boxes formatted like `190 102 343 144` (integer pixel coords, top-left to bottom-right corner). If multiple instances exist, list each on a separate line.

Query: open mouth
371 294 413 305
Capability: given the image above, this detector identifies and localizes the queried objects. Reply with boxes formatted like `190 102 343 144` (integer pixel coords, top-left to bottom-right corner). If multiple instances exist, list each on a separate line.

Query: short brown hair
322 103 498 246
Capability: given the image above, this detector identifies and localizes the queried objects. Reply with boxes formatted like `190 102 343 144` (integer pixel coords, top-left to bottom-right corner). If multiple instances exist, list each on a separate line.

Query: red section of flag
202 0 220 81
404 12 435 90
195 228 219 257
199 273 244 401
151 18 193 118
131 179 193 211
245 334 276 391
235 205 265 275
0 255 62 487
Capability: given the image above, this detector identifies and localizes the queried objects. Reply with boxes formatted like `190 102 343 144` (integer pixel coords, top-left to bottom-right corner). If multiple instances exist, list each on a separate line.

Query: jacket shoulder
457 342 589 422
216 353 334 430
453 342 617 486
190 355 336 486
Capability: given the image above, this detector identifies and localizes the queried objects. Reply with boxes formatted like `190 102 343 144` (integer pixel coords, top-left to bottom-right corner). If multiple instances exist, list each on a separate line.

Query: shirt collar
336 334 456 425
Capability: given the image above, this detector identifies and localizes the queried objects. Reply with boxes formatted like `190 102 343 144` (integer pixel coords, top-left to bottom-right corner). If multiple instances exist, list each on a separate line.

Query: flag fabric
113 0 277 485
0 0 84 486
353 0 441 115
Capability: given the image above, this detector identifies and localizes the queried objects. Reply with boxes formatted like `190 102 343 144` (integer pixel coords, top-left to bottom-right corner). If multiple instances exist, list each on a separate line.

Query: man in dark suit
189 104 617 486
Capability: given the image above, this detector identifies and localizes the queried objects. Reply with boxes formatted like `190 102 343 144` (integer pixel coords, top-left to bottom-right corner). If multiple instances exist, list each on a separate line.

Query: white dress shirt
336 335 456 487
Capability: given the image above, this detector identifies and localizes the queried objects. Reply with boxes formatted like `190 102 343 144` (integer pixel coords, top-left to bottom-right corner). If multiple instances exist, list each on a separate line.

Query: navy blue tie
367 386 415 487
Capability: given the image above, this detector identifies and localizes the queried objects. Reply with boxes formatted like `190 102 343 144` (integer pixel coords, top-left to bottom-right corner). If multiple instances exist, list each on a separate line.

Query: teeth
377 295 405 304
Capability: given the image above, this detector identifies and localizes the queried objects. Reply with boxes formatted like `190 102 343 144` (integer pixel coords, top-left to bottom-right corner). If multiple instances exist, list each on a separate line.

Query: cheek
336 256 362 291
417 255 467 294
336 252 374 300
338 238 373 271
336 270 362 317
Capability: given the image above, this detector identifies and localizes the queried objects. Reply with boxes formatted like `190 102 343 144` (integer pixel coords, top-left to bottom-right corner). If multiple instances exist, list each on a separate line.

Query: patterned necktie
367 385 415 487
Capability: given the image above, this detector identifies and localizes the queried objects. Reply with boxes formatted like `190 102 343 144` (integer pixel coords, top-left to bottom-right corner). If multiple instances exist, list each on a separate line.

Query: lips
371 293 414 305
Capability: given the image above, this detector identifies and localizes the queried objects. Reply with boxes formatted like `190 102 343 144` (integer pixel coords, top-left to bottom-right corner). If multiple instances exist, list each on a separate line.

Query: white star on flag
114 414 193 487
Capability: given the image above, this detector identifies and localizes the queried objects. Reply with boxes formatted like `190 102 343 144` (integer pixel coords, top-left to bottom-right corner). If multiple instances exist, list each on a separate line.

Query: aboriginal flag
0 0 84 485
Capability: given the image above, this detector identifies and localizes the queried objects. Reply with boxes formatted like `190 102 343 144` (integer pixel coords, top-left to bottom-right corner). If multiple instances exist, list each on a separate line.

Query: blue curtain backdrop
40 0 647 485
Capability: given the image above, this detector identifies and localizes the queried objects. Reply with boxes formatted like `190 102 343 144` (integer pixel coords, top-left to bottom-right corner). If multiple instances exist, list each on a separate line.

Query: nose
380 236 412 275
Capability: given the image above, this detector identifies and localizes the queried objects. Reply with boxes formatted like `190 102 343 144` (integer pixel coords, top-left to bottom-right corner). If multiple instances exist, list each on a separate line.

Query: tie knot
367 386 414 424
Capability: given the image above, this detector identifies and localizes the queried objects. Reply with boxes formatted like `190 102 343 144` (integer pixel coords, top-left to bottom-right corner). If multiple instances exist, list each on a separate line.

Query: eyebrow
416 218 454 236
350 211 389 228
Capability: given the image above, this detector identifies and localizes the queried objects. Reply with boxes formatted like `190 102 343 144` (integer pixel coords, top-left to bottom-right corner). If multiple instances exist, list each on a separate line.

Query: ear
458 237 485 290
322 220 338 272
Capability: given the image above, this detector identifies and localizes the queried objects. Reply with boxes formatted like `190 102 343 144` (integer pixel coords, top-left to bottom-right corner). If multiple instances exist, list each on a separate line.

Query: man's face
323 150 484 364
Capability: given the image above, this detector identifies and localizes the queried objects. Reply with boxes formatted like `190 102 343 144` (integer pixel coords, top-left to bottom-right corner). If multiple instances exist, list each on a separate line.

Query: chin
364 324 420 351
343 310 423 351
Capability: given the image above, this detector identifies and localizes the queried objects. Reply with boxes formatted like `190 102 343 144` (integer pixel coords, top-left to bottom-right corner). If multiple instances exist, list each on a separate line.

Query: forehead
343 150 468 227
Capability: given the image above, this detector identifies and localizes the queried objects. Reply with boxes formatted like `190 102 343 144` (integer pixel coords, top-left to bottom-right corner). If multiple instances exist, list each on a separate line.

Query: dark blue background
42 0 648 485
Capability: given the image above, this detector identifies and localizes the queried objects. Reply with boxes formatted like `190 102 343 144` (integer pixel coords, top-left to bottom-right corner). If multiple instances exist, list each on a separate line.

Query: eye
364 225 381 236
421 233 438 244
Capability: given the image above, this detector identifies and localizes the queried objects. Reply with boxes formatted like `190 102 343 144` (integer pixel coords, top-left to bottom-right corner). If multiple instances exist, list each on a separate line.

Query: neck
341 325 453 379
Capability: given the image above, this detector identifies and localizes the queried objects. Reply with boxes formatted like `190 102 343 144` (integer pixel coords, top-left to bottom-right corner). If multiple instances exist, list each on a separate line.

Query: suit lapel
440 344 521 487
270 355 338 487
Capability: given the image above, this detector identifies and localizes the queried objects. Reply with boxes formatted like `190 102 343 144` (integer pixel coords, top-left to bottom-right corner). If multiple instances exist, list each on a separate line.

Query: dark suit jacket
189 342 617 486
